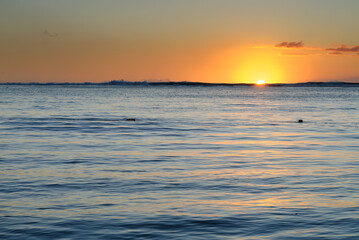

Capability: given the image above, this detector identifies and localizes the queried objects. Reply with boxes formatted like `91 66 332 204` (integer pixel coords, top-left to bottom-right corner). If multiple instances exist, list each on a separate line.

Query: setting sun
256 80 266 85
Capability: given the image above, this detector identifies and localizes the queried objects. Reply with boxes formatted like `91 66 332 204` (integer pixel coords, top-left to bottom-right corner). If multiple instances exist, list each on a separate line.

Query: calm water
1 85 359 239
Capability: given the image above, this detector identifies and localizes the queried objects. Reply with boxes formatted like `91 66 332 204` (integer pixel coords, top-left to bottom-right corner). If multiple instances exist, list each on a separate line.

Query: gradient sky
1 0 359 83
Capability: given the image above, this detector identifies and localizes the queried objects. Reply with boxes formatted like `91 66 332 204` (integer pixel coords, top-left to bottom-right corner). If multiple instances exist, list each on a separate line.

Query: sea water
1 85 358 239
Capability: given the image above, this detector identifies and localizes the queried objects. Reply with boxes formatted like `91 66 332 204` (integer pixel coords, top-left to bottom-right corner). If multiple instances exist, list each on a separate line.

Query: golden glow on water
3 157 359 218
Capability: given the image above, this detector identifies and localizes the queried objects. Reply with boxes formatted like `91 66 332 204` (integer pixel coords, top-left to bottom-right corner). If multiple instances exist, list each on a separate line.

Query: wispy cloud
327 51 344 55
253 41 318 50
325 45 359 56
43 29 58 37
326 45 359 52
275 41 304 48
254 41 358 57
273 41 321 57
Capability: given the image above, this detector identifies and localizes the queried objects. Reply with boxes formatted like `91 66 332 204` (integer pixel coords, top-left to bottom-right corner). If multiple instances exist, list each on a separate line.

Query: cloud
253 41 319 50
326 45 359 52
325 45 359 56
43 29 58 37
275 41 303 48
254 41 358 57
327 52 344 55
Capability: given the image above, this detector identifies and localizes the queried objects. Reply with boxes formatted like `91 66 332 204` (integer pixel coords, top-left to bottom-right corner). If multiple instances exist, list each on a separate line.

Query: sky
1 0 359 84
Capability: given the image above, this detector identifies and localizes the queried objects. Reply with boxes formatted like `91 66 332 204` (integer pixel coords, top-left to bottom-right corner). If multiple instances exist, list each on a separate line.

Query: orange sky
1 0 358 84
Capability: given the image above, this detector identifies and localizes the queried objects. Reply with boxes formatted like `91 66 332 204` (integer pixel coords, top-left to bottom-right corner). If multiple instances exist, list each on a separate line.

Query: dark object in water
126 118 136 121
298 119 303 123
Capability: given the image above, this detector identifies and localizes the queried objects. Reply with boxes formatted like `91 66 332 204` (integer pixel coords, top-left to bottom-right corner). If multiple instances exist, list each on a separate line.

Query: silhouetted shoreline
1 80 358 87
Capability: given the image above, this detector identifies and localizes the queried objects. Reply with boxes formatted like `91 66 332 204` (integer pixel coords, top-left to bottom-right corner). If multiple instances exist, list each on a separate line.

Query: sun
256 80 266 85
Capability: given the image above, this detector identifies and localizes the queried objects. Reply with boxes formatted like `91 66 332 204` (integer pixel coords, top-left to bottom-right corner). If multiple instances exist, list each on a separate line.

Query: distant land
1 80 359 87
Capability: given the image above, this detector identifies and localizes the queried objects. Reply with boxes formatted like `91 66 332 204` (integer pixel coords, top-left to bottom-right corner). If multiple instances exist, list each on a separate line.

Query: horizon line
1 80 359 86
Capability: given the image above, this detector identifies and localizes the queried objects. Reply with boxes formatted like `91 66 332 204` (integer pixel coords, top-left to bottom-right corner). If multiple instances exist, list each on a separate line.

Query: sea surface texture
1 85 359 239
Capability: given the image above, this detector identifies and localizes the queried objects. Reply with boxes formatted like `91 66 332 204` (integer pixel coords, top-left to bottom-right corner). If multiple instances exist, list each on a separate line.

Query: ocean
1 84 359 239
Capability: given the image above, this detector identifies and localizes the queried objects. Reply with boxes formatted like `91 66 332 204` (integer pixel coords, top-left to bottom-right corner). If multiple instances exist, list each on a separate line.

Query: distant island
1 80 358 87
